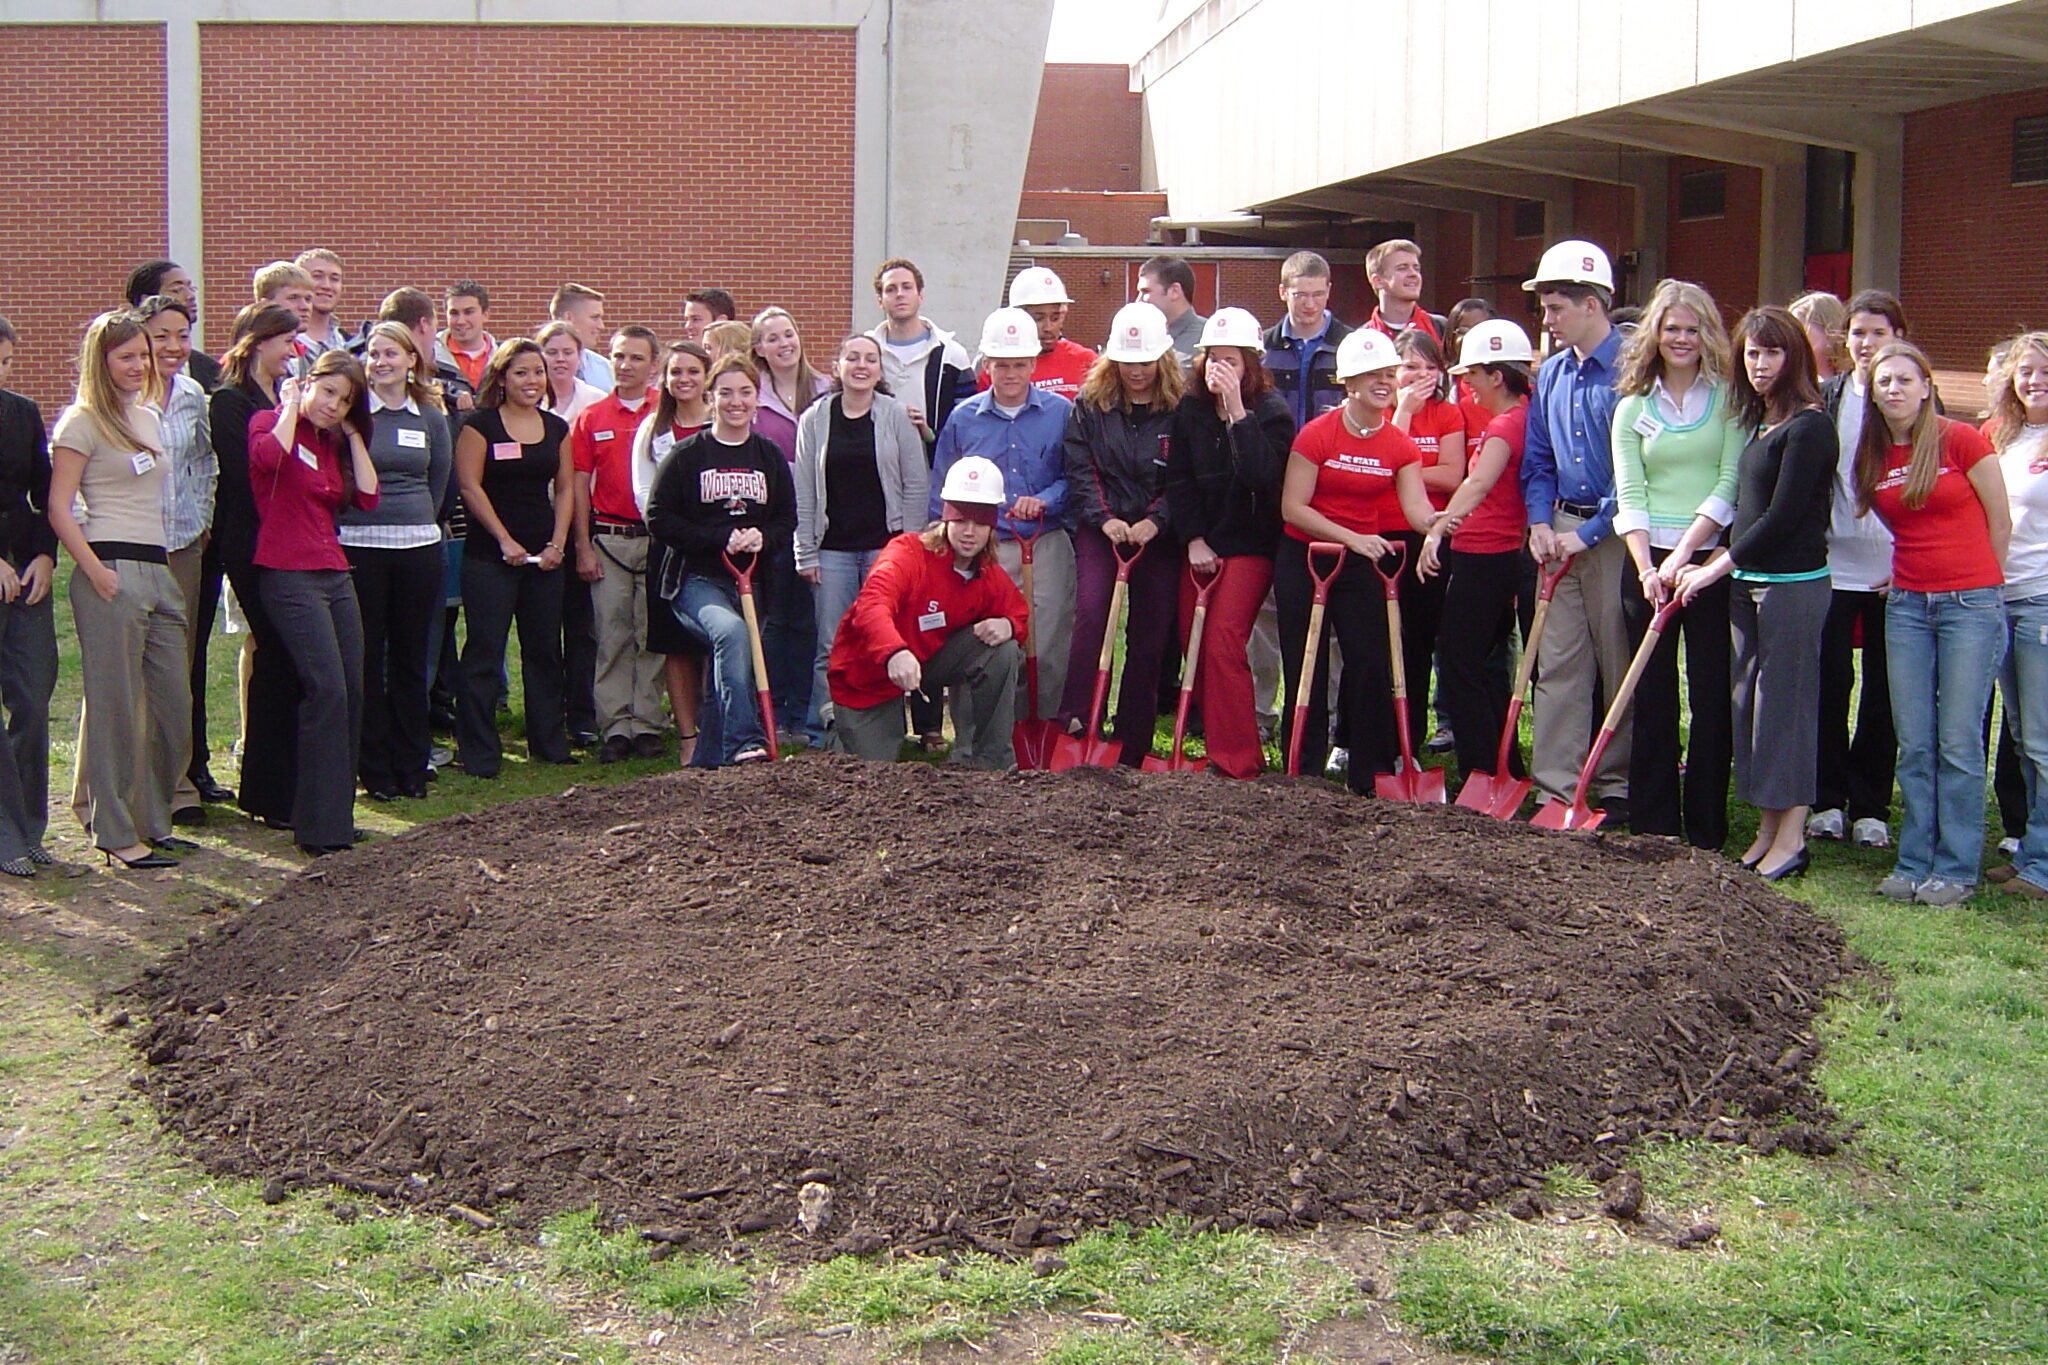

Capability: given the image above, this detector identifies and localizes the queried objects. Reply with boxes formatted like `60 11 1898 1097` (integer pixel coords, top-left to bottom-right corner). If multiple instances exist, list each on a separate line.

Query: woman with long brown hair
632 340 714 764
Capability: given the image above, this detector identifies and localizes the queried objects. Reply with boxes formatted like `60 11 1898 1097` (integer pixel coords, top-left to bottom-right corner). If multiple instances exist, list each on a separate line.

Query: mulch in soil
127 758 1851 1258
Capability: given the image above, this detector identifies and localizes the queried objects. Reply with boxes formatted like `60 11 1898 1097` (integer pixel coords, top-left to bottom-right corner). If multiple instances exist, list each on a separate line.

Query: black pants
347 543 441 795
1817 589 1893 821
1275 538 1394 793
1438 547 1523 781
1995 710 2026 839
458 553 568 776
1622 546 1733 850
186 534 224 784
259 568 363 848
224 560 300 825
1387 530 1446 750
562 572 597 738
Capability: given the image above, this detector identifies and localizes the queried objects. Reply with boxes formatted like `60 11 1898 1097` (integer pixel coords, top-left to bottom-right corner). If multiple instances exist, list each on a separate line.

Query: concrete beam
1454 143 1643 188
1932 19 2048 66
1279 186 1485 222
1650 99 1877 154
1403 161 1581 207
1572 114 1804 171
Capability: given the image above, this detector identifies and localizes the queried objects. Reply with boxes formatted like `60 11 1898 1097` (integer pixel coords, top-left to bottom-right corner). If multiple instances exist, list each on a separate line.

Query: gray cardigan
793 390 929 572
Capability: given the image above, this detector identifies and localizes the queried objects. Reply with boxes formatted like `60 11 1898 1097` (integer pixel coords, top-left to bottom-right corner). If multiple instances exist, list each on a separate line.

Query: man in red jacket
826 456 1028 767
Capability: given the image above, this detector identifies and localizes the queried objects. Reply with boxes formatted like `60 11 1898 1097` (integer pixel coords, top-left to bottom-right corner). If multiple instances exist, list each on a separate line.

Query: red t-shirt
1451 402 1529 555
827 532 1031 709
1377 397 1465 521
1869 419 2003 592
1287 409 1421 541
571 388 656 524
976 337 1098 403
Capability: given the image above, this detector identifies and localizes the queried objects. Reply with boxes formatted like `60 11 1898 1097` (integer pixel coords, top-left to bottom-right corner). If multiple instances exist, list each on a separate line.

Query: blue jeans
1887 587 2008 886
1999 591 2048 886
809 546 884 739
760 549 815 739
676 575 765 766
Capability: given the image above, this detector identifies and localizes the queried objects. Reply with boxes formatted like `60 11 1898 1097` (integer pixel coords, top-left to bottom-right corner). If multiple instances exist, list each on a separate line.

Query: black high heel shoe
149 836 201 853
1758 848 1811 882
102 847 178 870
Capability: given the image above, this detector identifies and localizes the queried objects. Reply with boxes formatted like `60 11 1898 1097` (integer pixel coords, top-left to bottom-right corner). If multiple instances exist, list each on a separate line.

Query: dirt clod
127 761 1847 1256
1600 1170 1647 1222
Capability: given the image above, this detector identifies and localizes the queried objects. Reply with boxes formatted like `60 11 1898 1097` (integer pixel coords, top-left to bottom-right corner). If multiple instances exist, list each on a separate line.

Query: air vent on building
1512 200 1545 240
2013 114 2048 186
1678 170 1727 221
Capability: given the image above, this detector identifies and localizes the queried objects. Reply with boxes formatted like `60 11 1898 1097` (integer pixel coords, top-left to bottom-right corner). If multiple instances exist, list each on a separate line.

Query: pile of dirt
127 760 1850 1258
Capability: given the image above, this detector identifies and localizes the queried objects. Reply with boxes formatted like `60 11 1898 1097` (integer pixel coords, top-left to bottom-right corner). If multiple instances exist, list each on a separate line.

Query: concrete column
1852 116 1904 293
1468 198 1499 306
1629 153 1669 291
164 17 206 343
1760 154 1809 305
851 3 888 323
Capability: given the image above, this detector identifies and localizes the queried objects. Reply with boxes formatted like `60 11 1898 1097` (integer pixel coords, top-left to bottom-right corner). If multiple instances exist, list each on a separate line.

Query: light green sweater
1611 383 1746 538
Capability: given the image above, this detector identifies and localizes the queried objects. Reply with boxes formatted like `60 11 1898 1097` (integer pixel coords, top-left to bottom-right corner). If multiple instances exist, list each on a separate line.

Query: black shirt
0 391 54 569
1728 407 1836 576
820 404 888 552
464 406 569 556
208 380 278 570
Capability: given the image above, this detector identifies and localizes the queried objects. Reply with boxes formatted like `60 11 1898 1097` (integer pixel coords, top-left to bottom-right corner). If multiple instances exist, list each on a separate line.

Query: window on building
1512 200 1544 240
1805 146 1854 254
2013 114 2048 186
1678 170 1727 221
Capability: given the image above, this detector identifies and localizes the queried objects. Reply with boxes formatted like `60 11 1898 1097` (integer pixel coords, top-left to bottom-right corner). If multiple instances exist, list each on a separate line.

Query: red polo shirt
572 388 656 524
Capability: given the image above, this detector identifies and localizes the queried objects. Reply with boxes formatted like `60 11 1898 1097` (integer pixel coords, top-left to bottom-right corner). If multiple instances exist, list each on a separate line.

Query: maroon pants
1178 554 1274 778
1058 529 1180 764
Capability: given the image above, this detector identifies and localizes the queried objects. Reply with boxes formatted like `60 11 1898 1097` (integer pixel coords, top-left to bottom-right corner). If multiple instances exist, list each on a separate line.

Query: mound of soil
129 760 1848 1257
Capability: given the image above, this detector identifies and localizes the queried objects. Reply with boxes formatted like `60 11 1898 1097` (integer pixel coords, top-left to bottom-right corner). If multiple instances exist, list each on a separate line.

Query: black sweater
1066 399 1178 531
1161 389 1294 559
645 430 796 596
1728 407 1835 576
0 391 55 569
207 380 277 570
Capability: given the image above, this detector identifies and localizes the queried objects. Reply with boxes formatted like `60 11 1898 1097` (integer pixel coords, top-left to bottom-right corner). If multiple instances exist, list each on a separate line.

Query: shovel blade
1374 762 1448 804
1073 739 1123 769
1142 752 1208 773
1013 720 1061 771
1530 798 1605 832
1455 772 1503 812
1048 733 1109 772
1481 776 1534 820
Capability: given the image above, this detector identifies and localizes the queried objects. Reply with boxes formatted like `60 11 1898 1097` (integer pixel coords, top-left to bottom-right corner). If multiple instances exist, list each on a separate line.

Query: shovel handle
1536 553 1575 602
1371 539 1409 597
1112 538 1146 574
1306 540 1347 598
1013 515 1042 560
721 547 758 590
1188 561 1220 609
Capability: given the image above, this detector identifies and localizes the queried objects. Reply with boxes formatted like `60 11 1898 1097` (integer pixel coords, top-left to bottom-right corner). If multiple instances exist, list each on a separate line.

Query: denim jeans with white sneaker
676 575 767 766
1887 587 2008 888
1999 591 2048 888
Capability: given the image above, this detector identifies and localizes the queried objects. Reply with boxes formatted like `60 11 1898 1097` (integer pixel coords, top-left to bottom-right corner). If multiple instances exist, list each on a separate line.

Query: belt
1555 500 1600 519
89 540 168 565
593 518 648 538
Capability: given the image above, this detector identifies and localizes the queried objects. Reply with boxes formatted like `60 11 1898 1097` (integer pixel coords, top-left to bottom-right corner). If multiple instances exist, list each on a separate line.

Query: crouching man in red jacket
825 456 1029 767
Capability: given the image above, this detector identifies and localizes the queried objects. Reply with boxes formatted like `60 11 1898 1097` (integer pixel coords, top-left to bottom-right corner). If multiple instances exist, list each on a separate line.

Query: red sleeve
1292 410 1334 464
845 536 921 663
568 407 598 474
1428 402 1467 469
1946 418 1996 471
247 409 286 477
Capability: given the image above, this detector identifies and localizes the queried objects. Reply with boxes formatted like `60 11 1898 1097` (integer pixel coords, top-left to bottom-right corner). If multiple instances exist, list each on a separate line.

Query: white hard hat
1448 319 1536 374
1102 301 1172 362
1523 239 1614 293
979 307 1042 359
1197 307 1264 354
939 455 1006 506
1333 328 1402 381
1008 266 1074 307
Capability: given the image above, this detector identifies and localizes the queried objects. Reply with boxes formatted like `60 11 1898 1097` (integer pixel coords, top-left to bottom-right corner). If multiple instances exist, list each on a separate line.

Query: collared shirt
1519 327 1624 544
1272 312 1339 430
1165 308 1206 361
927 386 1073 538
1366 305 1440 345
1650 375 1710 426
578 349 615 392
342 391 447 548
159 371 217 553
572 388 656 525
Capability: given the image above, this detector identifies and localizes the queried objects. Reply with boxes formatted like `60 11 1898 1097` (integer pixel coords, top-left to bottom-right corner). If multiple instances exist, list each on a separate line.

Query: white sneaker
1325 747 1350 778
1851 818 1891 848
1876 873 1920 901
1999 836 2021 856
1806 808 1845 840
1914 879 1973 907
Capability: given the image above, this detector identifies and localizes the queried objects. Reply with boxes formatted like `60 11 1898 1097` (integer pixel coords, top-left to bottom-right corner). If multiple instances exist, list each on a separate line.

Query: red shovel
1010 520 1060 770
1143 564 1219 773
1372 543 1447 803
1532 595 1681 831
1456 555 1574 819
1051 539 1146 771
722 548 779 762
1286 541 1348 777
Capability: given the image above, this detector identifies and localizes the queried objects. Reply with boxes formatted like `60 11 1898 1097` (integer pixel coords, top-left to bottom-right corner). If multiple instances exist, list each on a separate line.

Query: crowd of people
0 240 2038 904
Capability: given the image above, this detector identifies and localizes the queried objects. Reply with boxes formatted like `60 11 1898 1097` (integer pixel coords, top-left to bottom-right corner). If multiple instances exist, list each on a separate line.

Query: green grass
537 1208 751 1316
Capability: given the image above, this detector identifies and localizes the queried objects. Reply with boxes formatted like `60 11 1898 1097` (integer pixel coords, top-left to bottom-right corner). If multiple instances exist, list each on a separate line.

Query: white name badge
652 433 676 457
129 451 156 476
396 427 428 449
594 429 615 442
299 445 321 470
917 610 948 633
1633 412 1663 439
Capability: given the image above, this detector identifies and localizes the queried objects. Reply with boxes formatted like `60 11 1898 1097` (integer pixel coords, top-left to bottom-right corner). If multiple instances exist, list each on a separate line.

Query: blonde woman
48 312 187 869
1789 291 1850 383
1611 279 1744 849
1982 333 2048 895
750 306 831 743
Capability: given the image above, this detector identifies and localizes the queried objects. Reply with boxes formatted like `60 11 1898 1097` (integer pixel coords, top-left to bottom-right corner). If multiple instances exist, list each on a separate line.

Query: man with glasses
1262 251 1351 427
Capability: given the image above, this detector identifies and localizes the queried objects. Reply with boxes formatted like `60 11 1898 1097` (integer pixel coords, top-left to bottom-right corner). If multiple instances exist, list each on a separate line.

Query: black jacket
1162 388 1295 559
645 430 797 599
0 390 54 569
207 380 277 570
1065 399 1179 532
1261 316 1352 431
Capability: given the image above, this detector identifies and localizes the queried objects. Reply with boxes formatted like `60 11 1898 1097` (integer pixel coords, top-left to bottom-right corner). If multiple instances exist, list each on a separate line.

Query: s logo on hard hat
1582 257 1595 273
1489 336 1502 351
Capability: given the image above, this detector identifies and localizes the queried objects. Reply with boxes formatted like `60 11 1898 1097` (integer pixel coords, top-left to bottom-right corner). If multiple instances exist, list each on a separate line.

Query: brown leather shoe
1987 863 2021 884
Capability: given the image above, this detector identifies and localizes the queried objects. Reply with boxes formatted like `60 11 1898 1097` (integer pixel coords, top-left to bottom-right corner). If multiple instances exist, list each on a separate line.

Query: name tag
491 441 522 462
1633 412 1663 439
652 432 676 457
396 427 428 449
129 451 156 476
298 446 320 471
594 429 615 442
917 609 948 633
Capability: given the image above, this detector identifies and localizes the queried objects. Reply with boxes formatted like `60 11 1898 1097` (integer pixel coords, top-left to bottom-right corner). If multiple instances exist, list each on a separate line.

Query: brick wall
1903 84 2048 370
198 24 855 361
1664 156 1762 325
0 26 168 413
1017 190 1168 246
1025 64 1141 192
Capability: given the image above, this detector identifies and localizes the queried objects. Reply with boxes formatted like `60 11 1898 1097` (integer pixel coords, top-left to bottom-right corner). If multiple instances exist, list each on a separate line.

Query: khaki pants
1530 513 1632 805
995 530 1074 724
589 532 667 740
69 557 189 849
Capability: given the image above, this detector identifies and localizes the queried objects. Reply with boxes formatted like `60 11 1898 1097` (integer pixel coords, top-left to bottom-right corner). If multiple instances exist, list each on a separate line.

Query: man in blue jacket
931 307 1073 723
1518 239 1631 812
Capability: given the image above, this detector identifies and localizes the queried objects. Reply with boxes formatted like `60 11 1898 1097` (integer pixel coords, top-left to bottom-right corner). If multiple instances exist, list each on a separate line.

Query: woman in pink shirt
248 349 380 855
